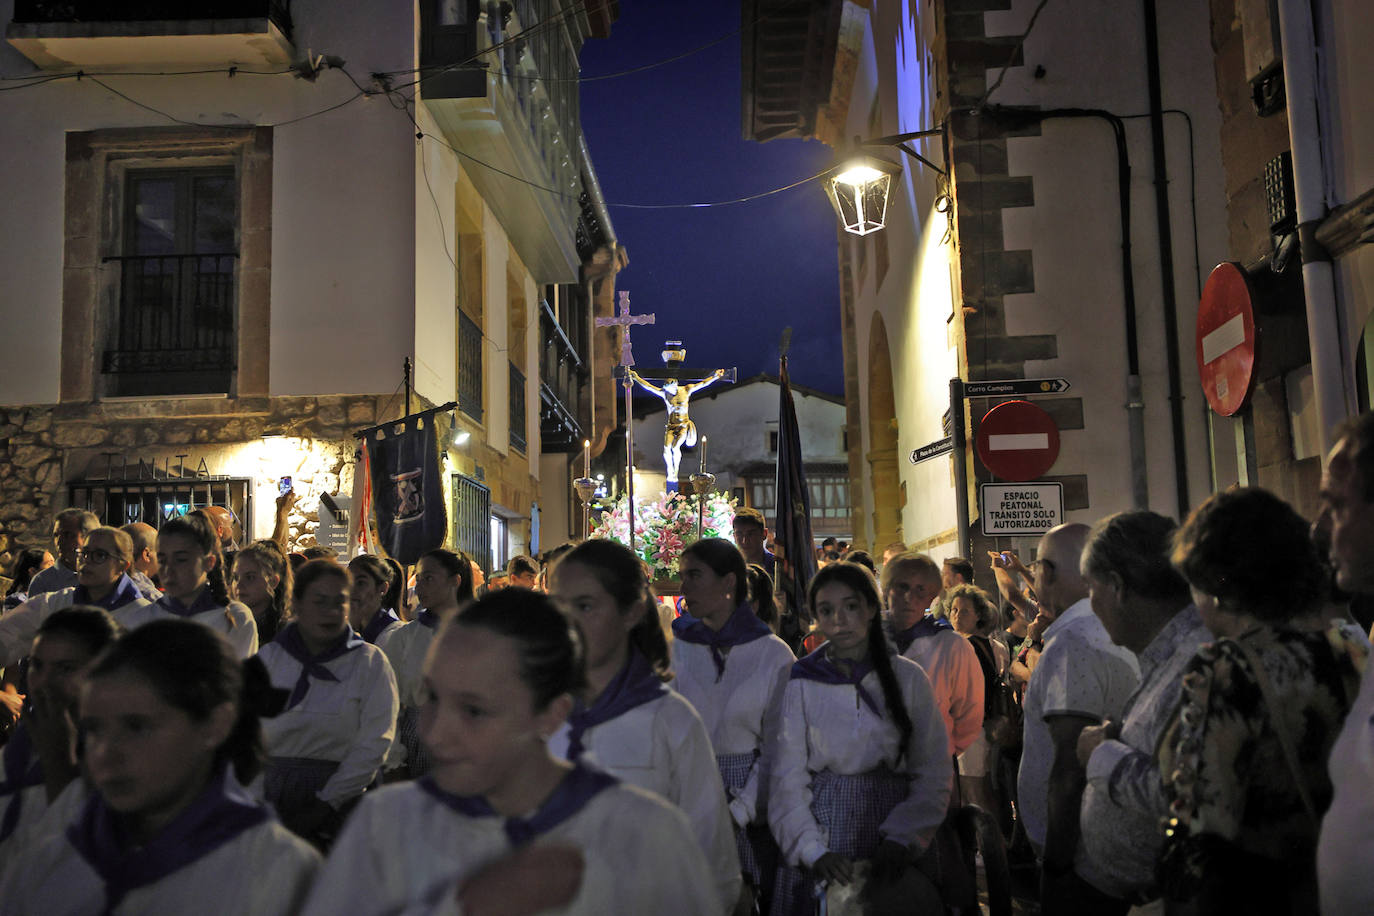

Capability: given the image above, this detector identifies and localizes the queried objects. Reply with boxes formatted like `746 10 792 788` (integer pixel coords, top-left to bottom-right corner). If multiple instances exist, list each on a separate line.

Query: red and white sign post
975 400 1061 481
1195 262 1258 417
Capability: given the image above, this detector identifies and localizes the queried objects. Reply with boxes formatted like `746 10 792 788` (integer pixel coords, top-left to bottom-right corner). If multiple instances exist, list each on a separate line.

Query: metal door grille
451 474 491 574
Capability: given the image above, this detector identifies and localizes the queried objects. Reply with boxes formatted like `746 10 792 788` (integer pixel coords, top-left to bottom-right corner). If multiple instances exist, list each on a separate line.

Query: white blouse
118 598 258 659
671 633 795 825
767 655 951 869
256 639 399 808
0 791 319 916
549 691 741 913
301 778 721 916
0 588 151 667
376 618 439 708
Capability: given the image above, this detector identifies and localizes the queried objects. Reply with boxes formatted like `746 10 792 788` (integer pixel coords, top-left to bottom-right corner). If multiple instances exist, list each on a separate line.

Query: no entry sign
1196 262 1258 417
975 400 1060 481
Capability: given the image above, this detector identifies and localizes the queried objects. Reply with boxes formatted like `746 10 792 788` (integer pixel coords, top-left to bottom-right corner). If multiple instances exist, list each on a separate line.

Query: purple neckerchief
361 606 401 644
790 644 882 717
154 587 222 618
66 766 268 914
565 650 667 761
672 601 772 680
0 722 44 843
416 607 441 630
73 574 144 612
271 623 366 711
888 613 952 655
420 763 618 846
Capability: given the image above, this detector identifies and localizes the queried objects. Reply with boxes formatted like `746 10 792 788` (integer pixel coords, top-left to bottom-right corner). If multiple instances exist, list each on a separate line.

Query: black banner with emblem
365 412 446 564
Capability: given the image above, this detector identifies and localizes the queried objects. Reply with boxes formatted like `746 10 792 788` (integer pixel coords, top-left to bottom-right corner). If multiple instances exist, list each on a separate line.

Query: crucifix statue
627 341 736 491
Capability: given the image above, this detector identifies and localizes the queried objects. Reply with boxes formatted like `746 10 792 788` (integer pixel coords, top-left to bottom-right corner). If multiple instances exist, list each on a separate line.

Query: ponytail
746 563 778 631
561 539 672 681
88 618 268 784
867 610 914 763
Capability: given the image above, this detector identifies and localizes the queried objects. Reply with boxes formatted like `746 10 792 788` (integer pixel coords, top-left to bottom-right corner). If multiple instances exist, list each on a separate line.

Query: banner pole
625 377 635 556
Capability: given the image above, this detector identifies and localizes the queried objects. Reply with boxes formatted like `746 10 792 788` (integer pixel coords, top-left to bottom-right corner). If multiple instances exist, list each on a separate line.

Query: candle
700 436 709 473
583 439 591 478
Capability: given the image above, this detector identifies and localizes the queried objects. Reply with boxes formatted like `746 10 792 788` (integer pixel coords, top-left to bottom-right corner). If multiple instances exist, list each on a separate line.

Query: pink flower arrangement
591 490 738 579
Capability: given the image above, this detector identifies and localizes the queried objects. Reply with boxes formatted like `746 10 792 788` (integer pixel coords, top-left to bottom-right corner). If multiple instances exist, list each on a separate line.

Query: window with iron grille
458 309 483 421
451 473 491 574
509 361 526 453
70 476 252 535
103 168 238 396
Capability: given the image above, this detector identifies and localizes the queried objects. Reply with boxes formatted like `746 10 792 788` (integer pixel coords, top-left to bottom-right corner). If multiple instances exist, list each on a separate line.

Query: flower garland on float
591 490 738 581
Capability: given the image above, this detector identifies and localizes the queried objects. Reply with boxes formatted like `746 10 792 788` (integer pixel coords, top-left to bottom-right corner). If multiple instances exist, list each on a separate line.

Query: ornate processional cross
595 290 655 367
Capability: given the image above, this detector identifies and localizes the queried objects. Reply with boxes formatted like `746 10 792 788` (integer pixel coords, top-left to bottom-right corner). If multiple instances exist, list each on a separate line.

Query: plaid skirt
264 756 340 824
396 704 433 778
718 751 778 891
768 767 910 916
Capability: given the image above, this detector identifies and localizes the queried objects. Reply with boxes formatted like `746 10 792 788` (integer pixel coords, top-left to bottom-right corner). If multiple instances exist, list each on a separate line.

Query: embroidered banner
365 413 446 564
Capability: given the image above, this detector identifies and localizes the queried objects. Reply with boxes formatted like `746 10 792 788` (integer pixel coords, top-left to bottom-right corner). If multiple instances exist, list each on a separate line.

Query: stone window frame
61 126 272 402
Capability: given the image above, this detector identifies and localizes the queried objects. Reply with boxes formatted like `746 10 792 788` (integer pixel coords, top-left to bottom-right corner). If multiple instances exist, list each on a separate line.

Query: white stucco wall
0 0 420 406
842 0 1231 562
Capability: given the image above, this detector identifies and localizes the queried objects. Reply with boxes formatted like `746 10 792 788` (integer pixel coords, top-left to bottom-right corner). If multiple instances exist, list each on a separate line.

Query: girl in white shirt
257 559 398 847
377 548 473 778
549 538 742 914
672 538 797 912
0 618 319 915
118 514 258 658
768 562 950 916
303 587 718 916
231 539 292 645
348 555 402 645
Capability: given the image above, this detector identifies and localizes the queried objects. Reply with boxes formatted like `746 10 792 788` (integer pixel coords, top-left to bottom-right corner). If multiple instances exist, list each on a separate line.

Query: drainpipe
1277 0 1353 456
1142 0 1191 517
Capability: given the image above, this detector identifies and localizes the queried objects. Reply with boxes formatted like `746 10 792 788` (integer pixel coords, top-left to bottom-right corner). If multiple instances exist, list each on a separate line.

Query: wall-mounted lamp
452 429 471 447
825 127 948 237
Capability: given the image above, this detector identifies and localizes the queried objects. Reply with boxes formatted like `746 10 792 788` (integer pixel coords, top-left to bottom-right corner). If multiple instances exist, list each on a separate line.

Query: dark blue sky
579 2 845 396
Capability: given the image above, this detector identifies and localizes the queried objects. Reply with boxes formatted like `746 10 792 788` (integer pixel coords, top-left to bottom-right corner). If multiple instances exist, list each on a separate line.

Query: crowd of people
0 411 1372 914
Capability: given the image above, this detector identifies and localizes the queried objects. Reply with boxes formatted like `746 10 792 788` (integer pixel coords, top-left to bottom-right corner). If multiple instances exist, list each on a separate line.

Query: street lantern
824 128 948 237
824 153 902 236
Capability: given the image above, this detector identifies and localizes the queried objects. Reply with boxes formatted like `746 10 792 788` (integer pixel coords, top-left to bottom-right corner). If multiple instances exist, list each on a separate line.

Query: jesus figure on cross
628 341 729 489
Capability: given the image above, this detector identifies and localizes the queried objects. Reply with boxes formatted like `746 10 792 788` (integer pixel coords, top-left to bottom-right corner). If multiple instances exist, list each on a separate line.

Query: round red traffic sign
1196 262 1258 417
975 400 1060 481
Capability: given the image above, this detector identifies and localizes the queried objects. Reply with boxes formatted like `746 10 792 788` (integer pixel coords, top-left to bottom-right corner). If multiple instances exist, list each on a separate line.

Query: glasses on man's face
79 547 115 565
1029 558 1056 575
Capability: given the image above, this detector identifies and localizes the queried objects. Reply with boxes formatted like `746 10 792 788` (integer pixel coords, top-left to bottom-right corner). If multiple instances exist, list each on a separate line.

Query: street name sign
975 400 1061 481
910 436 954 464
963 378 1071 397
980 483 1063 536
1196 261 1257 417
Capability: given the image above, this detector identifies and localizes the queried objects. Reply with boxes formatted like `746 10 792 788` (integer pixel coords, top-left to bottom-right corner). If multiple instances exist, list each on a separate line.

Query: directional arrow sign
910 436 954 464
963 377 1071 398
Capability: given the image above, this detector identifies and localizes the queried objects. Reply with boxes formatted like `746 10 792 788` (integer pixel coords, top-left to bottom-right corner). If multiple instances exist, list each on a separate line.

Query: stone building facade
0 0 622 576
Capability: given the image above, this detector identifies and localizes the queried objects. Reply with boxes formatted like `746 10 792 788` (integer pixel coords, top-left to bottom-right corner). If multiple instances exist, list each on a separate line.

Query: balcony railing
8 1 294 69
101 253 236 395
12 1 291 27
509 362 527 453
537 297 587 451
458 310 483 423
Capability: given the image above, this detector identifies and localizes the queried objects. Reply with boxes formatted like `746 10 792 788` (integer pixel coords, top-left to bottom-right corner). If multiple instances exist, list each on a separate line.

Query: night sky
579 1 845 397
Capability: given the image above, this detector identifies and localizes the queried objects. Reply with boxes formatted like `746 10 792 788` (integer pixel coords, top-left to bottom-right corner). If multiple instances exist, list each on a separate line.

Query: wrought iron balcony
101 253 236 396
458 309 483 423
8 1 293 69
537 297 587 452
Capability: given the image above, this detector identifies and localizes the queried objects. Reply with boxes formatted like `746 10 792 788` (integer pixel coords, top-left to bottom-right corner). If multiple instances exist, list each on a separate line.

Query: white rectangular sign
980 483 1063 536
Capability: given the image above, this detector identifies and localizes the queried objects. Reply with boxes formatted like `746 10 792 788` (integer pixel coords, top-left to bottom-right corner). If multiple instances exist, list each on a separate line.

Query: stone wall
0 393 393 575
